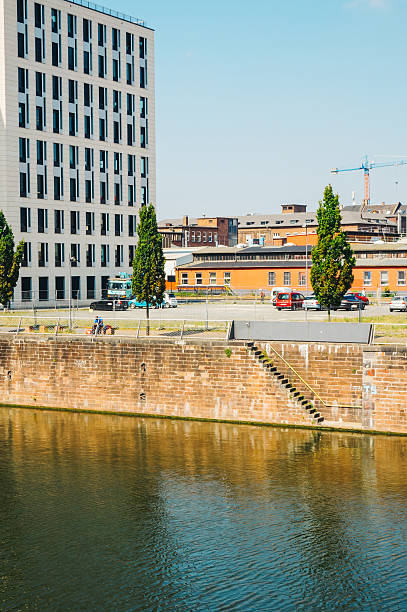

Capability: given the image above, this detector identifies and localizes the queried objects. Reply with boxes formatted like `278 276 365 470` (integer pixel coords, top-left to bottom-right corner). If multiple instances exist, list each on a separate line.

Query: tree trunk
146 299 150 336
328 307 331 322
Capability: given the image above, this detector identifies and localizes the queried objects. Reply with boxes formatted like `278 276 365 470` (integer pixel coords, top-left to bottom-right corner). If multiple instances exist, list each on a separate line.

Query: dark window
98 24 104 46
71 276 80 300
37 175 45 199
53 110 60 133
84 51 90 74
36 140 44 164
113 121 119 144
85 148 92 171
139 37 145 58
86 276 95 299
54 210 64 233
139 66 145 88
34 3 42 28
84 83 91 106
20 207 30 232
112 28 119 51
70 178 77 202
35 37 42 62
113 91 119 112
17 0 24 23
99 86 105 109
52 76 59 100
21 277 32 301
39 276 49 300
21 242 31 267
140 96 146 118
69 112 76 136
51 9 58 33
100 181 106 204
126 33 132 54
54 176 61 200
128 184 134 206
85 180 92 203
68 46 74 70
127 124 133 146
115 214 121 235
68 80 75 103
55 276 65 299
114 183 120 205
19 138 27 163
127 63 132 85
38 243 47 268
17 32 25 58
70 211 79 233
19 172 27 197
38 208 47 232
83 18 90 43
99 118 106 141
101 276 109 298
67 14 75 38
18 102 26 127
52 42 59 66
98 55 104 78
36 106 43 130
35 71 43 96
86 212 93 234
140 126 146 148
18 67 25 93
84 116 91 139
112 59 119 81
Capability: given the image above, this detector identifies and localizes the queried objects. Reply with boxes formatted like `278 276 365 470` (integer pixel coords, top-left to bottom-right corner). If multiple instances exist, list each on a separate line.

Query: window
140 126 146 148
53 109 60 134
54 210 64 234
112 28 119 51
55 276 65 300
126 32 133 54
101 244 109 267
98 23 105 46
141 157 148 177
364 271 372 286
114 121 120 144
69 113 76 136
87 276 95 299
209 272 216 285
84 116 91 139
128 215 137 236
101 212 109 235
127 63 132 85
224 272 231 286
17 32 25 58
70 177 77 201
17 0 25 23
139 66 145 88
127 124 133 146
68 46 75 70
19 137 28 163
21 242 31 267
19 103 27 128
38 243 48 267
35 37 43 63
284 271 291 286
39 276 49 301
52 42 59 66
380 271 388 286
51 8 59 33
21 277 32 302
85 180 92 203
298 272 306 286
71 276 80 300
70 210 79 234
140 96 146 118
37 208 48 233
67 14 75 38
113 59 119 82
181 273 188 285
54 243 64 267
34 3 42 28
114 214 123 236
19 171 28 197
18 67 26 93
268 272 276 286
86 211 95 235
83 18 91 43
398 271 406 286
98 55 105 78
54 176 62 200
139 36 146 58
99 118 106 141
86 244 95 267
195 272 202 285
84 83 91 107
84 50 90 74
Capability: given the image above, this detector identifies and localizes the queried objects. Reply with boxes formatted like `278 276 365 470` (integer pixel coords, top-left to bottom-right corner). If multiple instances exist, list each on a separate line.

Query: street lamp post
303 223 308 322
68 256 76 331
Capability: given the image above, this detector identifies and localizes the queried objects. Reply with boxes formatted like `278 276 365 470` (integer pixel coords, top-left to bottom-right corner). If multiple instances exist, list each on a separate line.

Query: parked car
271 287 291 306
350 292 370 305
303 295 322 311
338 294 366 311
89 299 128 311
164 292 178 308
128 292 178 309
276 292 305 311
389 294 407 312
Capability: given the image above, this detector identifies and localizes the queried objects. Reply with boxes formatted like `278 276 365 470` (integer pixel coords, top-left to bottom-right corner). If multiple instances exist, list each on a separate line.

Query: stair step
309 408 316 414
301 399 309 405
247 342 254 347
313 413 320 419
280 379 288 384
284 383 293 389
289 387 297 393
317 417 324 423
254 350 262 356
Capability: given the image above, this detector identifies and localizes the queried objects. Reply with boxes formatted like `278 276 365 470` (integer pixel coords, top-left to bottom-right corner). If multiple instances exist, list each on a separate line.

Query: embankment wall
0 335 405 433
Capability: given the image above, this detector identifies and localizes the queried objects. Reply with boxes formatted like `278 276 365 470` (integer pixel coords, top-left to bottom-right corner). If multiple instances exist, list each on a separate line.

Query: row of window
20 275 117 302
20 208 138 237
179 270 407 288
363 270 407 286
18 2 148 85
21 242 138 269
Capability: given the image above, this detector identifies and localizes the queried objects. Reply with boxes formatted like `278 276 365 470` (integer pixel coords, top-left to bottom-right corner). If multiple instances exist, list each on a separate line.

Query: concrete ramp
231 321 373 344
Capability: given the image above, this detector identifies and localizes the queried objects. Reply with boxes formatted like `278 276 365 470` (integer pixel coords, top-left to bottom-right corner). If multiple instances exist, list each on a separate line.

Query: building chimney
182 215 189 226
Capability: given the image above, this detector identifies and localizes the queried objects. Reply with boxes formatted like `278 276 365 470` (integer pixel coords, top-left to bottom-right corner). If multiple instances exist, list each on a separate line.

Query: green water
1 407 407 611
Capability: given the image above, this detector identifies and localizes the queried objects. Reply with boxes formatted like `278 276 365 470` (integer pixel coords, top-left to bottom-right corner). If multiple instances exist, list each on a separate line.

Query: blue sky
120 0 406 218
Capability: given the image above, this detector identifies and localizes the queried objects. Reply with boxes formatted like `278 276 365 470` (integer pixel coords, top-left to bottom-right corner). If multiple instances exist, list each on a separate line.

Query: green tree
0 211 24 308
132 204 165 335
311 185 355 320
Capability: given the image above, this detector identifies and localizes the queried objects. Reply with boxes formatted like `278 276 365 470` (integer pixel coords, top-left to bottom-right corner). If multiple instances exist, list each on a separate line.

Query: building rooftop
65 0 148 28
237 211 397 228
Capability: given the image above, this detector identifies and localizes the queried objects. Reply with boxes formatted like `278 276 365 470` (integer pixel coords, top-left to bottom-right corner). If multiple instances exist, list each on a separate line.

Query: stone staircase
247 342 325 424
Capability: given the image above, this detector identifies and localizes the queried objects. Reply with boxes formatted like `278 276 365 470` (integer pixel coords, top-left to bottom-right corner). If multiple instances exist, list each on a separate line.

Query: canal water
1 408 407 611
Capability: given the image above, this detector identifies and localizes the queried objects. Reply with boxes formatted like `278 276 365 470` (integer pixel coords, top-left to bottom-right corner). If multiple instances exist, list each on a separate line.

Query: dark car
338 294 366 311
89 299 128 311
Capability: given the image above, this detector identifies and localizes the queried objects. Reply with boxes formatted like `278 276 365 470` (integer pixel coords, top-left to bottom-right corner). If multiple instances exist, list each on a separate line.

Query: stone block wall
0 334 406 433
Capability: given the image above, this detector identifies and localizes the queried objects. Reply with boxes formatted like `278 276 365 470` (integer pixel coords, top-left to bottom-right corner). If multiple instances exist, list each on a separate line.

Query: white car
303 296 322 310
389 294 407 312
164 292 178 308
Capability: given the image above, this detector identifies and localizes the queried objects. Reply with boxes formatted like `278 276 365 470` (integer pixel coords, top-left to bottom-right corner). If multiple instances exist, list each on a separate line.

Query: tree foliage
0 211 24 307
132 204 165 333
311 185 355 315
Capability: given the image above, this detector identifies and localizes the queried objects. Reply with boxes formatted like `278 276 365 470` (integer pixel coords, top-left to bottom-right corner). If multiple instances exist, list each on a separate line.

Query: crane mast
331 155 407 205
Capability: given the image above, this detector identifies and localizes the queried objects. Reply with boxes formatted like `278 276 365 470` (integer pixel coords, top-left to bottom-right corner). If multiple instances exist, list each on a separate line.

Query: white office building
0 0 155 305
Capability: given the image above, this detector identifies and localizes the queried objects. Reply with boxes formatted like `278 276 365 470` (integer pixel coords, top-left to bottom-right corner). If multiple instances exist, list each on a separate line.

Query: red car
351 293 369 305
276 292 305 311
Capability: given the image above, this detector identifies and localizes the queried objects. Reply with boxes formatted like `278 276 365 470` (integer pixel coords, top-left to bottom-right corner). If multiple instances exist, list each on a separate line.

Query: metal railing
64 0 146 26
0 315 231 340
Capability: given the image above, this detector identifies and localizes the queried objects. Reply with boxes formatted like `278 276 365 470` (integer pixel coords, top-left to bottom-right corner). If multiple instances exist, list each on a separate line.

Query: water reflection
1 408 407 610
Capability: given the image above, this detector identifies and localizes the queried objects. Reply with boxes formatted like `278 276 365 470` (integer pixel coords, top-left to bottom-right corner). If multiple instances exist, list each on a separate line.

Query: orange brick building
175 243 407 294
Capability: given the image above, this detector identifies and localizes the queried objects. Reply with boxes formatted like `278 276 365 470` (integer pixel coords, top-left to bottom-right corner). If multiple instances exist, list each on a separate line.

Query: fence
0 315 231 340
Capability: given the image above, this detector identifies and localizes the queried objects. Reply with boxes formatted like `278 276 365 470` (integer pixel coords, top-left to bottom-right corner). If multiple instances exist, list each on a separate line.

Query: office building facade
0 0 155 304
